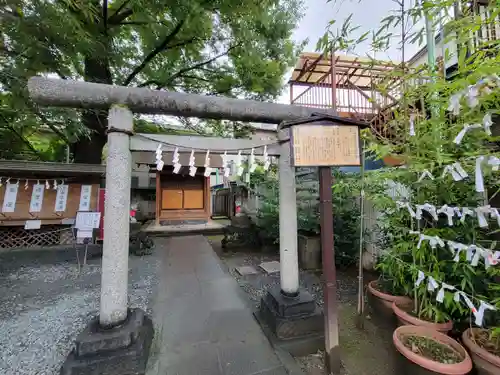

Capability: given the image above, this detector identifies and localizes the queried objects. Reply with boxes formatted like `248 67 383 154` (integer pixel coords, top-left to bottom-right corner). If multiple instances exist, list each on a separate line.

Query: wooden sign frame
290 123 361 167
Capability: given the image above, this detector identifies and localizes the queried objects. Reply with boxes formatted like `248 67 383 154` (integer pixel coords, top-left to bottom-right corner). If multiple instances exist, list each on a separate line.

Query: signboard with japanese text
54 184 69 212
78 185 92 211
29 184 45 213
2 183 19 213
290 124 360 167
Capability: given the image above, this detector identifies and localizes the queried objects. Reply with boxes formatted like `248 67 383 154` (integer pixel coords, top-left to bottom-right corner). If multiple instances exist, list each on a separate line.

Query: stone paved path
146 236 288 375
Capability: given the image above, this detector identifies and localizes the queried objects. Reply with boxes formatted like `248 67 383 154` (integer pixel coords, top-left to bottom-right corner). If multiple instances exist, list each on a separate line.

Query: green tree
1 0 304 163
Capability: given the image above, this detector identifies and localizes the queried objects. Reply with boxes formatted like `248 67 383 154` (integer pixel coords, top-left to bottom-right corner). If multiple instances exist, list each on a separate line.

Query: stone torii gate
28 77 354 375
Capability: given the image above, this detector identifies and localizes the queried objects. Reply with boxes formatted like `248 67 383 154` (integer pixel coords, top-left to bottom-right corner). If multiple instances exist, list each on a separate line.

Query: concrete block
259 261 280 275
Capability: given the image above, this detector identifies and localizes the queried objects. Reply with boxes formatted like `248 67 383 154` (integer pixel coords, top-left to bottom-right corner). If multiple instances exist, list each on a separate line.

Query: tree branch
107 0 133 25
1 123 41 159
31 108 70 144
155 44 240 90
108 0 132 23
122 19 187 85
103 0 108 35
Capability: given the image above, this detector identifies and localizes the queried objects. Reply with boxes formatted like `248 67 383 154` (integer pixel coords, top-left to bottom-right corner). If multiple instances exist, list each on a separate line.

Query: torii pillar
256 127 324 355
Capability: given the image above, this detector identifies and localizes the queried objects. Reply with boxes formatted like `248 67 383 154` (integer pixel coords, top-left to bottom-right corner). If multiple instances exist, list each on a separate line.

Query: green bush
253 167 362 267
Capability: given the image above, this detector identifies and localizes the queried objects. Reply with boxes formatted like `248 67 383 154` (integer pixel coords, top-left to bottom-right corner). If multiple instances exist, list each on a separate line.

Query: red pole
319 166 341 374
322 48 341 374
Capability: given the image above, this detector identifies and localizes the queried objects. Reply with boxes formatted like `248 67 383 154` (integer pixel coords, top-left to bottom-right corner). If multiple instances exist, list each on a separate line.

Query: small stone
259 261 280 274
235 266 259 276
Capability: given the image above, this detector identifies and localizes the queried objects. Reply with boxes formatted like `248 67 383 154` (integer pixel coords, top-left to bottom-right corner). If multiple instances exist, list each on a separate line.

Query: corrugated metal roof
0 160 105 176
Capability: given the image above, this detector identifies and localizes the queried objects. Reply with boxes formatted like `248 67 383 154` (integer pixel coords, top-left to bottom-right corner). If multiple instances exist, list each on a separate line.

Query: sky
277 0 424 103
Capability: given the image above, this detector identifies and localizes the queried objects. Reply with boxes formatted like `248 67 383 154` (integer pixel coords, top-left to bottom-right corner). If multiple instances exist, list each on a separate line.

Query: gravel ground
217 248 359 311
211 236 394 375
0 247 160 375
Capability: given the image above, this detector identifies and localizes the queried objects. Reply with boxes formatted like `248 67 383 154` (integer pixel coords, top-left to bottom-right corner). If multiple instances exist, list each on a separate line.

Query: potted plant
462 327 500 375
393 325 473 375
462 282 500 375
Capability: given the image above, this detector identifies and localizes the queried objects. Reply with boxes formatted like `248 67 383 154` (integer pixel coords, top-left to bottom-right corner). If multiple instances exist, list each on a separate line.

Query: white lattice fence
0 226 73 249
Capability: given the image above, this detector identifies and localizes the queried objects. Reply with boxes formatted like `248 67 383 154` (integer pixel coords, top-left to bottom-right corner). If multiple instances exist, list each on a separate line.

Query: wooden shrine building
0 160 105 250
132 151 223 225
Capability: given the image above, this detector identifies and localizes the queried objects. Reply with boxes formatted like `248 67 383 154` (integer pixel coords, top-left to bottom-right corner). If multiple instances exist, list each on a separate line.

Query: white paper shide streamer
263 145 271 170
172 147 181 174
454 123 482 145
248 148 257 173
155 144 164 171
236 151 244 176
188 150 197 177
204 150 212 177
418 170 434 182
221 151 231 177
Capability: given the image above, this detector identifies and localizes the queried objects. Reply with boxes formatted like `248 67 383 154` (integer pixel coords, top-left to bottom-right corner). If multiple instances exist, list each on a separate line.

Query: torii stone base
255 286 324 357
60 309 153 375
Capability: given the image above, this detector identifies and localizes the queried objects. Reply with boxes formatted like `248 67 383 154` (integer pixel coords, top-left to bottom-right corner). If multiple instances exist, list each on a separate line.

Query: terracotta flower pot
392 300 453 333
393 325 473 375
367 280 412 311
383 155 405 167
367 281 412 335
462 328 500 375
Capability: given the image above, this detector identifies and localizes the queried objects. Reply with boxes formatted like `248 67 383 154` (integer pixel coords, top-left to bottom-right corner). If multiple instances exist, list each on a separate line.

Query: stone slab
235 265 259 276
148 235 292 375
259 261 280 275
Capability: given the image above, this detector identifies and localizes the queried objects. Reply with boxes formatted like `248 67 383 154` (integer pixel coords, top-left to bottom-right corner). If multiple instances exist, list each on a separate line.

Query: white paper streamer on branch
2 182 18 213
203 150 212 177
475 205 491 228
442 165 462 181
418 170 434 182
460 207 475 223
475 156 485 192
466 85 480 108
454 291 477 313
396 201 416 217
172 147 181 174
448 93 462 115
53 179 58 190
415 203 438 221
437 205 457 226
448 241 469 262
427 276 439 292
454 123 482 145
417 233 445 249
155 144 164 171
30 183 45 213
483 113 493 135
412 268 495 326
45 180 50 190
436 283 455 303
24 179 29 190
409 113 416 136
474 301 496 326
452 162 469 180
415 270 425 286
487 156 500 171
